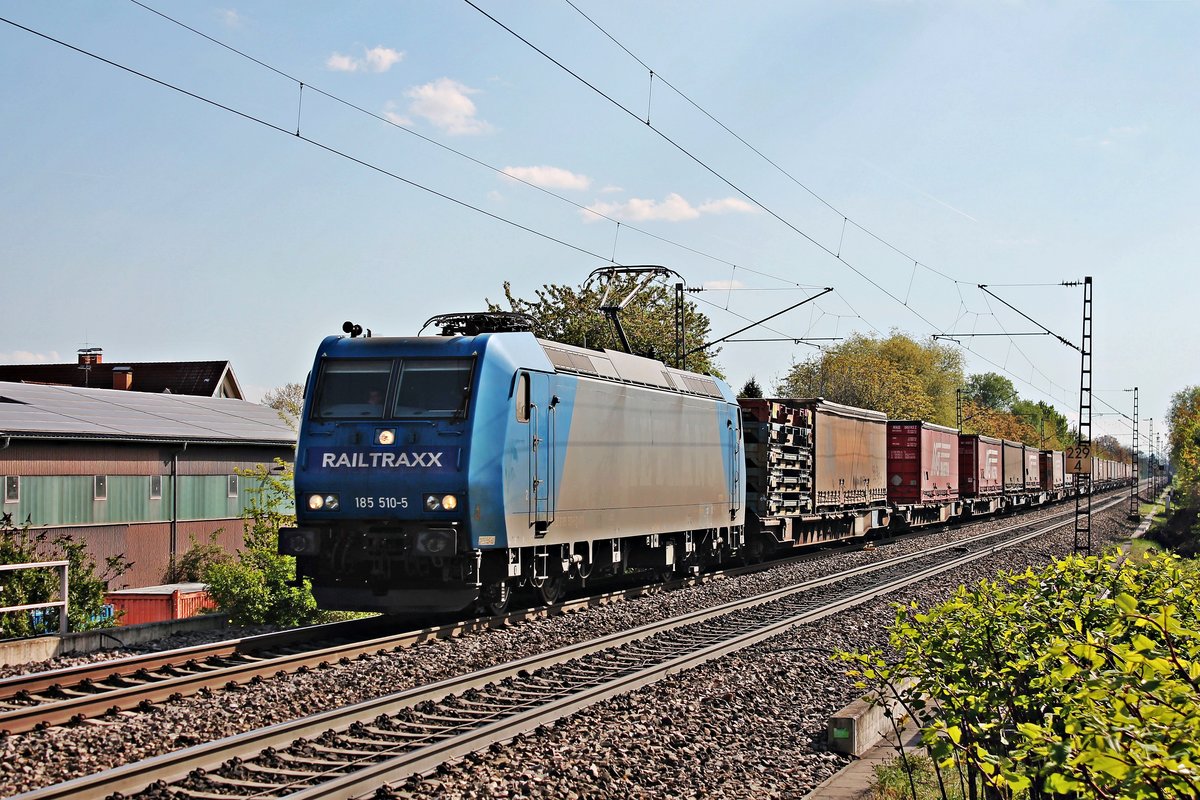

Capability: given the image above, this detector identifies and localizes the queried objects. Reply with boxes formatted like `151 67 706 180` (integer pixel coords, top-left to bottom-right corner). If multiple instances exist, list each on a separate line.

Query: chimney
112 366 132 391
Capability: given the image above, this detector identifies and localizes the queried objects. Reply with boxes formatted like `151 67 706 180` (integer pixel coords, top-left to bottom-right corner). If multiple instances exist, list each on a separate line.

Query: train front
279 332 500 613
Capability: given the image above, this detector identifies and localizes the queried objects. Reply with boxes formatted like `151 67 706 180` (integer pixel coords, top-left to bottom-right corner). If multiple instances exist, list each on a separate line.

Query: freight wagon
886 421 961 527
959 434 1003 516
740 398 888 551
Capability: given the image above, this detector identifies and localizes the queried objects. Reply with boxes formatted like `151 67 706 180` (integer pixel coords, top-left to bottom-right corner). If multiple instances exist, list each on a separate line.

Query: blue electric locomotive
280 314 746 614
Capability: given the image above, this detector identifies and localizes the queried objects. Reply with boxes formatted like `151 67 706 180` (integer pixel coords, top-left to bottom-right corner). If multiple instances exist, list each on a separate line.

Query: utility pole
1073 277 1093 555
1148 418 1155 496
1128 387 1138 518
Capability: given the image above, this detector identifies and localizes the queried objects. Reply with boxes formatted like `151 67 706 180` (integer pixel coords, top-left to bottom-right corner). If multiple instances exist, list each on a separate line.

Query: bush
163 531 234 583
201 458 322 627
1 512 131 637
843 551 1200 800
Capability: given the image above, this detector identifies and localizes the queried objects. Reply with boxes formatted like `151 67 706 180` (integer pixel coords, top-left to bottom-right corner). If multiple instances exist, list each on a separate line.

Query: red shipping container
887 422 960 505
1002 440 1026 492
1040 450 1065 491
1023 446 1041 490
105 583 215 626
959 434 1003 497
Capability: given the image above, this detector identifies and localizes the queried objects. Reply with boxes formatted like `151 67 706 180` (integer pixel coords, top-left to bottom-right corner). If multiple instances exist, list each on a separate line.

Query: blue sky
1 1 1195 452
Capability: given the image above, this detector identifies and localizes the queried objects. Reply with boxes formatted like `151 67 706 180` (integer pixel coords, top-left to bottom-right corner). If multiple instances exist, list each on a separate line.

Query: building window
150 475 162 500
4 476 17 504
228 474 238 498
94 475 107 501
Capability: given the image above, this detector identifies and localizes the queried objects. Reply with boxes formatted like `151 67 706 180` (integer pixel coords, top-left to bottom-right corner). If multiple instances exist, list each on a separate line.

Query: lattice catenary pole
1073 277 1093 554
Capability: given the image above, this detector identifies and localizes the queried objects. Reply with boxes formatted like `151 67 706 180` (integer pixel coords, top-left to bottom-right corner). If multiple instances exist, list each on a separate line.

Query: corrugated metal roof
0 381 295 444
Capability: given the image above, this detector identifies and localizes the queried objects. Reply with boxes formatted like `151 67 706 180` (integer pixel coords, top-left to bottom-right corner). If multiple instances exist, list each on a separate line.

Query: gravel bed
0 497 1136 797
396 505 1139 800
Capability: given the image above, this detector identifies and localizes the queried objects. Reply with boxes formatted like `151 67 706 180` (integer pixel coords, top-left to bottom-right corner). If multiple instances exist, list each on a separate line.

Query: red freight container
1040 450 1066 491
887 421 960 504
959 434 1002 497
1002 440 1026 493
105 583 214 626
1023 446 1041 491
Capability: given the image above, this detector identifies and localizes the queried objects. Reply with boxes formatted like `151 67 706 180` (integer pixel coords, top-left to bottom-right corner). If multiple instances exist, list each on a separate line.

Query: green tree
963 372 1017 411
1168 386 1200 502
739 377 764 398
488 277 720 376
1 512 130 636
776 332 962 423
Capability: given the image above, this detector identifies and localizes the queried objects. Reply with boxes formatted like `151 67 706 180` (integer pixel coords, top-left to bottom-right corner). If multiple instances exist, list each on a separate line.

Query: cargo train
279 314 1133 614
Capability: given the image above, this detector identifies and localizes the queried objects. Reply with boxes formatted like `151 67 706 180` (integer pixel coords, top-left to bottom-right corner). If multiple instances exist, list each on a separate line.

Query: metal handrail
0 560 70 635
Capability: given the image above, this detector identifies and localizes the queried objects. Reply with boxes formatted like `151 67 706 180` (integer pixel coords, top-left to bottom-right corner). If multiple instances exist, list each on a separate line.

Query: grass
872 754 966 800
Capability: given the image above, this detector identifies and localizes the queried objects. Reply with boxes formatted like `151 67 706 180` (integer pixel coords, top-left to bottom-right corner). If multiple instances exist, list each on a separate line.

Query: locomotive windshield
393 358 474 418
311 357 474 419
312 360 392 419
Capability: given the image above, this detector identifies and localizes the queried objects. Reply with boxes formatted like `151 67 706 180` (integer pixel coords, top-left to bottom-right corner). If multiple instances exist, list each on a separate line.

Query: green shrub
1 512 130 637
163 530 234 583
843 551 1200 800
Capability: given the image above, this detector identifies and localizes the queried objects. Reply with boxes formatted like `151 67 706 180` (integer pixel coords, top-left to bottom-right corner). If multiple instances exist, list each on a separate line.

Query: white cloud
599 185 624 194
582 193 758 223
405 78 492 135
702 279 746 291
326 46 405 73
0 350 61 364
1081 124 1147 149
501 165 590 191
698 197 758 215
218 9 242 28
382 101 412 126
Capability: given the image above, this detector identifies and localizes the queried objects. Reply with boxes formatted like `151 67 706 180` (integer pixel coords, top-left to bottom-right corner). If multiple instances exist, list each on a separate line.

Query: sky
1 1 1195 454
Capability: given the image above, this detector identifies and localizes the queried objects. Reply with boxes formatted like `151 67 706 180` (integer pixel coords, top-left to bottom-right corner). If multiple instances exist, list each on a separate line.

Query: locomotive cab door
520 371 556 534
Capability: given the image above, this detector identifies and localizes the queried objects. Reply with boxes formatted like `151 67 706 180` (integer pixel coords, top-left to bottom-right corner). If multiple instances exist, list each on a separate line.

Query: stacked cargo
740 399 813 519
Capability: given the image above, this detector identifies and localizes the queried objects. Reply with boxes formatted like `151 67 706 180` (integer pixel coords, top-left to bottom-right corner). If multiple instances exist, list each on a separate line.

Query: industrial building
0 381 295 588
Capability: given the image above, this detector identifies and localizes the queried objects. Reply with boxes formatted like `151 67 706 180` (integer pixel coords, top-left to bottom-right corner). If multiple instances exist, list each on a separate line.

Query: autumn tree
775 332 962 424
1168 385 1200 501
488 277 720 376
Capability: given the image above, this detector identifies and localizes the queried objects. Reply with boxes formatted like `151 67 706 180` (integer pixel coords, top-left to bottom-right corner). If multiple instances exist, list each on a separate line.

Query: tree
488 278 721 376
262 382 304 430
963 372 1017 411
775 332 962 424
739 377 763 398
1168 385 1200 501
961 399 1040 444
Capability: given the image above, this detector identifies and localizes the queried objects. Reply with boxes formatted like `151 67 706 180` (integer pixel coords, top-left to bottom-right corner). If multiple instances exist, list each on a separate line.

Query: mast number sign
1065 445 1092 474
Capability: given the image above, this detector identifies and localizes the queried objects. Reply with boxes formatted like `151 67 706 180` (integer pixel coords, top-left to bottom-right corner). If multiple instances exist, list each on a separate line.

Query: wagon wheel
535 573 565 605
479 580 512 616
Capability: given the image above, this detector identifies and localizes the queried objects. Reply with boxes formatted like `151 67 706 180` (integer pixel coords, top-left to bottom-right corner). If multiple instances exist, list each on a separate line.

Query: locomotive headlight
423 493 459 512
308 493 339 511
376 429 396 446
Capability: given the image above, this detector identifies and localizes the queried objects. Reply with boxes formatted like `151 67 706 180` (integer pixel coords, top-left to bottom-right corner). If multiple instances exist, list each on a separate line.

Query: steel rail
11 494 1128 800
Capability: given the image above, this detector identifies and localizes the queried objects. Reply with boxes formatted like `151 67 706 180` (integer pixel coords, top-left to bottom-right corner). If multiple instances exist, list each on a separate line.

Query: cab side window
516 373 530 423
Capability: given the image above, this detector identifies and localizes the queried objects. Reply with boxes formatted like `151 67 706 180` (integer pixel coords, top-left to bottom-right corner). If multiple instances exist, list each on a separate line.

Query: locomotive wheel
535 574 565 605
480 580 512 616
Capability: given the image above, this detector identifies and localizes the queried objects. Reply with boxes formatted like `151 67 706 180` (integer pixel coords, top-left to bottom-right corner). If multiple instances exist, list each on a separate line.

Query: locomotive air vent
421 312 537 336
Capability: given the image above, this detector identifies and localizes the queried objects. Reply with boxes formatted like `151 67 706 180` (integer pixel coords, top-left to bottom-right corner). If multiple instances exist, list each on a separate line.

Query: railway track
0 489 1126 736
13 493 1129 800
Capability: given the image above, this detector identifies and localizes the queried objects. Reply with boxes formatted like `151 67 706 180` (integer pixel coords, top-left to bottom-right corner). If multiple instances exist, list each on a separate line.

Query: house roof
0 361 244 398
0 382 295 446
